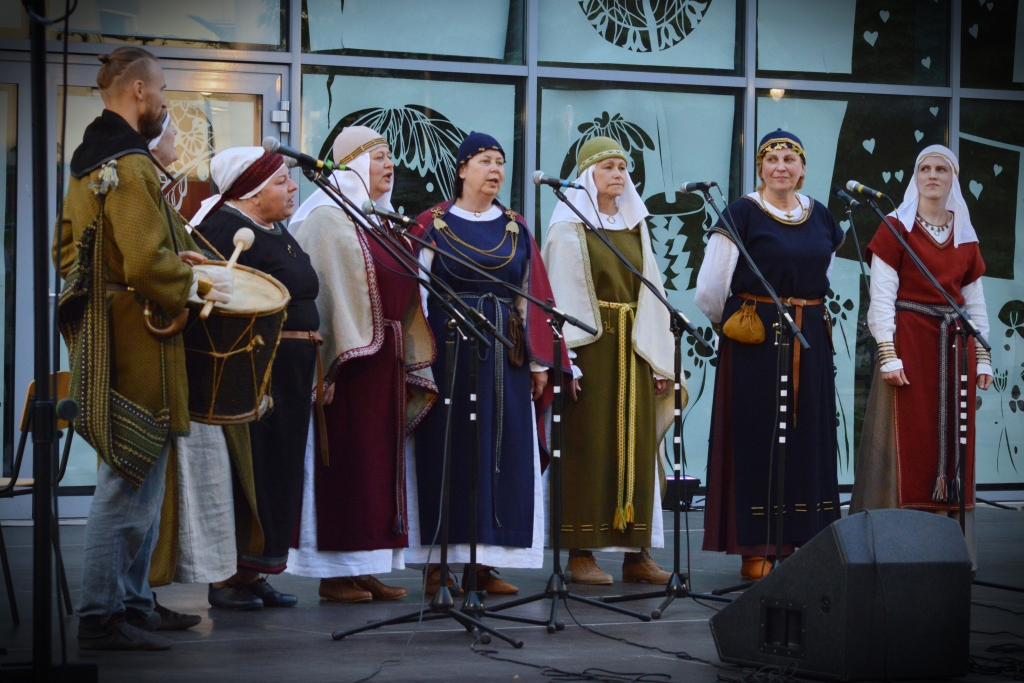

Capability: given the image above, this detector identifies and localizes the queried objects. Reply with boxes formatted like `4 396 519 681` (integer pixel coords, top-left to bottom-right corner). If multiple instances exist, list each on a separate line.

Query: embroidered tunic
696 194 844 553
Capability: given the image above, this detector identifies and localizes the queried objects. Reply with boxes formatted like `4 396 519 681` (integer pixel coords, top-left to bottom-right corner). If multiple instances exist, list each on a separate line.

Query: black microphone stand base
973 579 1024 594
600 573 733 616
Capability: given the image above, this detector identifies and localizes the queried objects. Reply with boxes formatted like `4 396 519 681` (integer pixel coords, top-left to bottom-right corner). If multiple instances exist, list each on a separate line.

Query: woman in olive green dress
542 137 683 585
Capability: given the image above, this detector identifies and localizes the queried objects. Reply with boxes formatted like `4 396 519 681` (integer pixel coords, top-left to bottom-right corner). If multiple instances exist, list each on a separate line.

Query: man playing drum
54 47 233 651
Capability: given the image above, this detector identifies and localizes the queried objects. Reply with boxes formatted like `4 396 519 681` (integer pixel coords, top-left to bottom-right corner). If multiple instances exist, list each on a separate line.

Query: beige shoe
465 565 519 595
351 575 408 601
319 578 373 603
622 549 671 585
423 565 455 595
566 552 613 585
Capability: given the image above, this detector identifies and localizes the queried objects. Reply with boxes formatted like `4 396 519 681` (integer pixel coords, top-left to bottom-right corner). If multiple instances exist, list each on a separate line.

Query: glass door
51 62 286 491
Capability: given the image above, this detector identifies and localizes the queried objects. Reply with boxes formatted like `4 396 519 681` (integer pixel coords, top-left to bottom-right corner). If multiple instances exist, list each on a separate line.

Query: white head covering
147 113 171 151
891 144 977 247
288 126 392 235
547 165 649 231
190 146 287 227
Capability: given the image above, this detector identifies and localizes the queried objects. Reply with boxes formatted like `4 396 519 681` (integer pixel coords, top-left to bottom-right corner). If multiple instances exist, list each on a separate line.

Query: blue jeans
77 441 169 619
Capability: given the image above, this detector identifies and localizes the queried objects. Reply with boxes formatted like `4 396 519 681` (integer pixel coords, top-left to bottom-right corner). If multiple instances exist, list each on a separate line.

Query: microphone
679 181 717 193
361 200 419 228
532 170 584 190
831 187 861 209
263 137 346 173
846 180 887 200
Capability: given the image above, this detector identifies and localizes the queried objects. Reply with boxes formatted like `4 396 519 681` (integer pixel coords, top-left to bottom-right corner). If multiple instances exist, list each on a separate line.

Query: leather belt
279 331 329 466
105 283 132 292
737 293 823 425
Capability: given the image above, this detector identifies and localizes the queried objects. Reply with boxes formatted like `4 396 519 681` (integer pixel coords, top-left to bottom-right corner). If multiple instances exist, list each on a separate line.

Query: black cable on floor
715 664 805 683
973 629 1024 639
974 601 1024 617
471 638 671 683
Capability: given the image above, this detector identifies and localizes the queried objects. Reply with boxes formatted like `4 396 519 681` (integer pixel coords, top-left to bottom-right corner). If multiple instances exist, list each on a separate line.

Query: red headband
210 151 285 215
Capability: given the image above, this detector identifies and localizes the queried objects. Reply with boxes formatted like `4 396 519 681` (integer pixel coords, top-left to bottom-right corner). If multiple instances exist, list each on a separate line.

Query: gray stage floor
1 506 1022 682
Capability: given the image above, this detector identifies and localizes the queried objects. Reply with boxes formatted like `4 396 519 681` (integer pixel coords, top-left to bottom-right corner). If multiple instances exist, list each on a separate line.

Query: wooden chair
0 371 76 625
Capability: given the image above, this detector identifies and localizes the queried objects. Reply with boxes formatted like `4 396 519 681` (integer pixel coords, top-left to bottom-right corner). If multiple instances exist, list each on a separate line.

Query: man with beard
54 47 232 651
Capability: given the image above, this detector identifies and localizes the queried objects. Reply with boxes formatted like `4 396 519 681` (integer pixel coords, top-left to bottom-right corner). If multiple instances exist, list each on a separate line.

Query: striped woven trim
757 137 806 161
338 137 388 165
579 149 627 173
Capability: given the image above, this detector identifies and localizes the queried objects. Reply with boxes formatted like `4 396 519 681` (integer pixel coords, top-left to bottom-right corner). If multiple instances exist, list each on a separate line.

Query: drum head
189 262 290 316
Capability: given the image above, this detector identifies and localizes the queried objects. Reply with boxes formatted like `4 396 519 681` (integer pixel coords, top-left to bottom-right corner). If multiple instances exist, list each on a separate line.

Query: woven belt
282 331 329 467
895 300 963 503
598 299 639 531
737 294 823 426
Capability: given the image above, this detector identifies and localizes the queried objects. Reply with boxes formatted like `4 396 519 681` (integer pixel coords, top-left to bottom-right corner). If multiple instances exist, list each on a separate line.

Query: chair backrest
19 371 73 432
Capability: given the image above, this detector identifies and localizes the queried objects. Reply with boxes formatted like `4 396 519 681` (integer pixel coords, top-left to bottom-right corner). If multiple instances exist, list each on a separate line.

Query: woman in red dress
851 145 993 569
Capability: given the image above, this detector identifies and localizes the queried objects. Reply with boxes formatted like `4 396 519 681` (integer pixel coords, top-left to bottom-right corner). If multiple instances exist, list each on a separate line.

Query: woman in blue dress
694 130 843 581
408 132 566 596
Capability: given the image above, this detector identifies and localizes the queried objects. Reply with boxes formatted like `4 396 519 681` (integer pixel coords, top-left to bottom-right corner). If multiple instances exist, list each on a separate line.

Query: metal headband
338 137 388 166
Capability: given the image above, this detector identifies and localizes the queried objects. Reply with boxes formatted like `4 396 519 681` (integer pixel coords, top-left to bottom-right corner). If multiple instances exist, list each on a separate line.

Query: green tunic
561 226 658 549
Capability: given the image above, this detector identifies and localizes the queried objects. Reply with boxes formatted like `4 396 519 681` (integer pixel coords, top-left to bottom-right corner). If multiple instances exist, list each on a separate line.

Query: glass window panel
0 0 27 39
538 80 742 471
54 86 261 487
50 0 287 51
538 0 741 74
300 68 521 220
1 84 15 477
302 0 524 63
757 90 948 484
757 0 949 86
960 0 1024 91
959 98 1024 485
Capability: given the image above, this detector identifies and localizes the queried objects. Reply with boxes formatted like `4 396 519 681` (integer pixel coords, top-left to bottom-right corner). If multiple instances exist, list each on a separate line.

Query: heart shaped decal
863 30 878 46
895 170 904 182
879 10 890 22
883 171 892 183
994 164 1003 176
969 24 979 38
840 220 851 230
915 130 924 142
969 180 983 199
921 56 932 68
863 138 876 154
930 106 940 116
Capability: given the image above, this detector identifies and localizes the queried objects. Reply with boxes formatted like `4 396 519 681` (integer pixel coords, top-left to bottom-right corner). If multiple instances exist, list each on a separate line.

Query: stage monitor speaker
709 509 972 681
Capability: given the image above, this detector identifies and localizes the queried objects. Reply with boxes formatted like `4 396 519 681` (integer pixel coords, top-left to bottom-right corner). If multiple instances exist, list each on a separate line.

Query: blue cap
757 129 805 161
456 131 505 167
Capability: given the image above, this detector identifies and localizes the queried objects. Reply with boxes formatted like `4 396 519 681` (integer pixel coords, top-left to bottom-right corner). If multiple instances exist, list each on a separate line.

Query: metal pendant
433 217 448 231
506 221 519 234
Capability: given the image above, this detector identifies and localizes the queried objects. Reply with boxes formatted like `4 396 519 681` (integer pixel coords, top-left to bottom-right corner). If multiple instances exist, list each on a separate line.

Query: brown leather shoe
622 549 671 585
566 551 613 585
424 565 455 595
465 565 519 595
351 575 407 601
319 578 373 603
740 556 772 580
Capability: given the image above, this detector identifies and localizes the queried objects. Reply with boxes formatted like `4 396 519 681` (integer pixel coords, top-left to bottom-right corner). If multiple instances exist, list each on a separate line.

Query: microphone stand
697 189 810 598
391 216 661 629
306 173 530 649
858 198 990 552
527 186 730 621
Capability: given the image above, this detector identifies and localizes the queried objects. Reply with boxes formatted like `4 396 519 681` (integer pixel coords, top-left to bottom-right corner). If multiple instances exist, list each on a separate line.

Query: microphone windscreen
361 199 375 214
283 156 298 168
262 136 280 153
531 170 545 185
845 180 859 192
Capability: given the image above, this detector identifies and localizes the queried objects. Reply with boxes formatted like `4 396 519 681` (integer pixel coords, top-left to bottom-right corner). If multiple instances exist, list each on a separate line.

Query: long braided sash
894 299 964 503
598 299 639 531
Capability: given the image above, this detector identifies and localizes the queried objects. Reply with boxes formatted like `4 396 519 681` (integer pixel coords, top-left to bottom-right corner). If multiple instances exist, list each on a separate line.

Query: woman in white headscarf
287 126 437 603
851 144 992 569
542 136 681 586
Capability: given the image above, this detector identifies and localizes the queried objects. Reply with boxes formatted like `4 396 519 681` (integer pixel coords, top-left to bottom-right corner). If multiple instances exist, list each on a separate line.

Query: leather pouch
507 307 526 368
722 299 765 344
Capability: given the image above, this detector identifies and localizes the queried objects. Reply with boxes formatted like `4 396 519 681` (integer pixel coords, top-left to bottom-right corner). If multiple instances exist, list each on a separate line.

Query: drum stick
200 227 255 319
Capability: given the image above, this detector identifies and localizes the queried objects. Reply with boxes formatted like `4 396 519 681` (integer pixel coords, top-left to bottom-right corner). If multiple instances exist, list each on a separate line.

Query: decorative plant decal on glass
578 0 714 53
998 300 1024 340
559 111 654 194
994 370 1020 474
826 287 856 359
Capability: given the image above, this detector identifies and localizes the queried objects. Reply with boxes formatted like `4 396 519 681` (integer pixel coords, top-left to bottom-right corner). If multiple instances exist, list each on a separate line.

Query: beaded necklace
916 211 952 237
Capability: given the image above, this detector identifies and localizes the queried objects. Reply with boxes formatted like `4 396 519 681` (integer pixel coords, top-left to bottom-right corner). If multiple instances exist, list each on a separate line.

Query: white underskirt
171 422 237 584
404 407 545 568
287 417 406 578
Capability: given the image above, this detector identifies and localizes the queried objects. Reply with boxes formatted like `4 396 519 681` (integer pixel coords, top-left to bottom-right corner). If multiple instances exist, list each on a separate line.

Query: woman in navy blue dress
694 130 843 581
409 132 566 596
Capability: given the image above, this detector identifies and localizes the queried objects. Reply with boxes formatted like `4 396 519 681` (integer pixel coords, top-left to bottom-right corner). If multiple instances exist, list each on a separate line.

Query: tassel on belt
598 299 639 532
894 300 963 503
736 294 823 424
